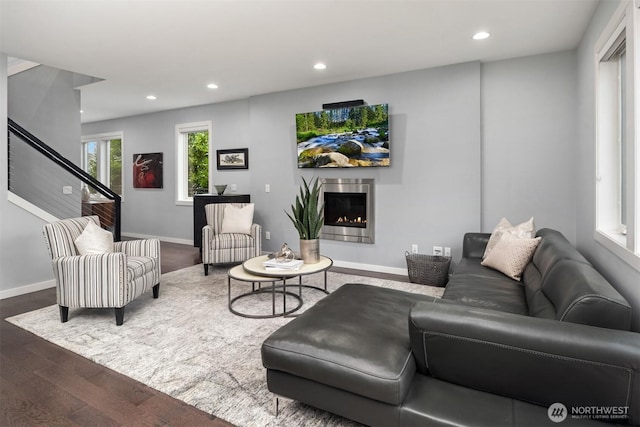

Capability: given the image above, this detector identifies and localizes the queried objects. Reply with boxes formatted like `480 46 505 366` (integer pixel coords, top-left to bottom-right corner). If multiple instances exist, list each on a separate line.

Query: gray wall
84 54 579 273
248 62 481 270
576 0 640 332
482 51 578 241
83 62 483 269
82 99 252 242
1 63 87 294
9 65 84 160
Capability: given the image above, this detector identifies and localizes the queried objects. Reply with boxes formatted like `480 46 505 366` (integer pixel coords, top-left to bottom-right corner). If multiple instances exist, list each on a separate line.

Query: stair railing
8 118 121 240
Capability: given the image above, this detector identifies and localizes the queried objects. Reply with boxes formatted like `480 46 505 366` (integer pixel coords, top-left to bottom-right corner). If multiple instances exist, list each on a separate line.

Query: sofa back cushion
523 229 631 330
43 215 101 259
462 232 491 259
204 203 250 234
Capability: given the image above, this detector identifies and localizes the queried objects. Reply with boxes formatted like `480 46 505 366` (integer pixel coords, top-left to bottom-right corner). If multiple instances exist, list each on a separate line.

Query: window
176 121 212 204
595 1 639 270
81 132 123 197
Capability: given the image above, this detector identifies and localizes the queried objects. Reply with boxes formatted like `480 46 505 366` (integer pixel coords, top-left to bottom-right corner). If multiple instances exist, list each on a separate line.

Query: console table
193 193 250 249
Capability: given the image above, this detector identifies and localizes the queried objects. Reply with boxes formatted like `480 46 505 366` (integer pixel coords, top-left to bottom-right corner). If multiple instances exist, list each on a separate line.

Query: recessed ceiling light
80 110 84 114
146 95 157 100
472 31 490 40
314 63 327 70
207 83 219 89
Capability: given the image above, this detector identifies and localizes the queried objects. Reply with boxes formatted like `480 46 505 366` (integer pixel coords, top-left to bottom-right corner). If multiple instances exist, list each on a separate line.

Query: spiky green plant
286 177 324 240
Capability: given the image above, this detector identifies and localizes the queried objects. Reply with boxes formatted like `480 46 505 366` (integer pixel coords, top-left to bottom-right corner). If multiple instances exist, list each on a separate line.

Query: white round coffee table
227 255 333 318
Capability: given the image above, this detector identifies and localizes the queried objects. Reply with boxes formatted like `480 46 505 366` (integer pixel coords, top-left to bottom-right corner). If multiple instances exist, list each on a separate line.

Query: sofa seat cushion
209 233 254 250
443 259 528 315
127 256 157 280
453 258 514 280
262 284 437 406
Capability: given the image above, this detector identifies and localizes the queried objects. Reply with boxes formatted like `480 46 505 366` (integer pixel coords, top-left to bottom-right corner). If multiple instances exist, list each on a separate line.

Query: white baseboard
332 259 408 276
0 278 55 300
122 232 193 246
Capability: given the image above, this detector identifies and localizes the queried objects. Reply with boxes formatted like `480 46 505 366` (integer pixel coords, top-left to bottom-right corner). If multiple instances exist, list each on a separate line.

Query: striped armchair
202 203 262 275
42 216 160 326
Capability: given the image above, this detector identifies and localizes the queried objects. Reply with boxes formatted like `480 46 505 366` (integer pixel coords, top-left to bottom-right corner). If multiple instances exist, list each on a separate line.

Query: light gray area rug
7 264 444 427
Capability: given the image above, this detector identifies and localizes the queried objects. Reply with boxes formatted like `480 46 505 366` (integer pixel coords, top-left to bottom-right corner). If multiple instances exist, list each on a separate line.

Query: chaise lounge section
262 229 639 426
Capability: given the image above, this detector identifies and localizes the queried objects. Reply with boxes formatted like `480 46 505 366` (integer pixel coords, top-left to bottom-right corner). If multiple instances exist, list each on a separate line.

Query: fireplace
319 178 374 243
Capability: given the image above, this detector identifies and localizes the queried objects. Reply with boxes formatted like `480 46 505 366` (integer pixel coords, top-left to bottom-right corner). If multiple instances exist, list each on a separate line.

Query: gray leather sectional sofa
262 229 639 426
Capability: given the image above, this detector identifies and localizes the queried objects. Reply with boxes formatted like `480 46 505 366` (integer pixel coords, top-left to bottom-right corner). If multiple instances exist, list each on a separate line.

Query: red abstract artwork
133 152 163 189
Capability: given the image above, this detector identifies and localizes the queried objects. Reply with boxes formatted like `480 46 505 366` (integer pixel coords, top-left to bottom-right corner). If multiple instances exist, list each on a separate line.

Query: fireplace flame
336 216 367 224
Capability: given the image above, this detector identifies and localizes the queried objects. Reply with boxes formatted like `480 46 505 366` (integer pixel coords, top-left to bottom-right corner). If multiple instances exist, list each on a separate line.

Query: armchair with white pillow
42 215 160 326
202 203 262 275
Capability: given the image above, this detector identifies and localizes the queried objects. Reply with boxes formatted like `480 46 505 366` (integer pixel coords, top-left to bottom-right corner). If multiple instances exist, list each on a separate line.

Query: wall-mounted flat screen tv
295 103 389 168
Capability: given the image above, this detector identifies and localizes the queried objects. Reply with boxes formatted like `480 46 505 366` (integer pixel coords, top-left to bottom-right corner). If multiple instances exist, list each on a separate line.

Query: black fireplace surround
323 192 367 228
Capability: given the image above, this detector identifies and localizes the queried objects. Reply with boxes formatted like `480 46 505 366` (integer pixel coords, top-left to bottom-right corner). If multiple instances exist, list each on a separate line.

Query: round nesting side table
226 255 333 318
227 265 302 319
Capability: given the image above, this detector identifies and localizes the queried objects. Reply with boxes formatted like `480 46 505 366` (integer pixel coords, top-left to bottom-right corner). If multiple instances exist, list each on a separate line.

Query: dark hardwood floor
1 241 407 426
0 241 232 427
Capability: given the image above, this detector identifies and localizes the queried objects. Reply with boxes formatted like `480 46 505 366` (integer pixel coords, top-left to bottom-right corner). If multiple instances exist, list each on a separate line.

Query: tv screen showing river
295 103 389 168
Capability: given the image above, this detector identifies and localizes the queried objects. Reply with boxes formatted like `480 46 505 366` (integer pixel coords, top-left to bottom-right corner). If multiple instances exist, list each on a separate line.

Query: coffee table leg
228 276 231 309
283 278 287 313
271 281 275 315
324 270 328 291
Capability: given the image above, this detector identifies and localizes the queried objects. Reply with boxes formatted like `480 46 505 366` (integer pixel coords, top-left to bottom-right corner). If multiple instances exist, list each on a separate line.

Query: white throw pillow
483 217 536 259
481 235 541 281
74 220 114 255
220 204 255 234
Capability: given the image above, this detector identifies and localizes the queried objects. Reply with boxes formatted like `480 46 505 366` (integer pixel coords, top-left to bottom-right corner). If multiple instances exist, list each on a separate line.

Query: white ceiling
1 0 598 123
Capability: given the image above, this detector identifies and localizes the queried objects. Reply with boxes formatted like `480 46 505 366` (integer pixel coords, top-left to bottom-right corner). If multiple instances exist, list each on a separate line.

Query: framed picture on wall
217 148 249 170
133 152 163 189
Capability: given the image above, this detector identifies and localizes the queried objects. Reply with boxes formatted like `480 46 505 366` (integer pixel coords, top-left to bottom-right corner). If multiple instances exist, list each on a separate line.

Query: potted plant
286 177 324 263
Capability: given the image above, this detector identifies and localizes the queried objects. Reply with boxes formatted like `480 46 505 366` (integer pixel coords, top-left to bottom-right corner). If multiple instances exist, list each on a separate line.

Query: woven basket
405 252 451 286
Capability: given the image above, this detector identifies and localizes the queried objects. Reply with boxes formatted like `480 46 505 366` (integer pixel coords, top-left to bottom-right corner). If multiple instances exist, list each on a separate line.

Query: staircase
8 118 121 240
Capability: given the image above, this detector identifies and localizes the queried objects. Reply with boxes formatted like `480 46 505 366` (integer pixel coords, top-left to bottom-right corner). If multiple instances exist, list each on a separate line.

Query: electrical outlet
62 186 73 195
411 244 418 254
229 184 237 192
444 247 451 257
265 184 270 193
265 231 271 240
433 246 443 256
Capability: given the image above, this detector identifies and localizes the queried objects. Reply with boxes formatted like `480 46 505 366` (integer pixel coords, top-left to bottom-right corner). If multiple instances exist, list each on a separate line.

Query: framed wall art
133 152 163 189
217 148 249 170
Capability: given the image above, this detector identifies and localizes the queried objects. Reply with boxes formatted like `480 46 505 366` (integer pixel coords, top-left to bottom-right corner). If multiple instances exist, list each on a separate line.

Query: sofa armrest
250 223 262 255
52 253 127 307
462 233 490 259
409 301 640 423
114 239 160 258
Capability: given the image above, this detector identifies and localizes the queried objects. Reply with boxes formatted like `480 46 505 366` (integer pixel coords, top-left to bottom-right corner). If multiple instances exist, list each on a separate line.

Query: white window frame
175 121 212 205
594 0 640 271
81 131 124 199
